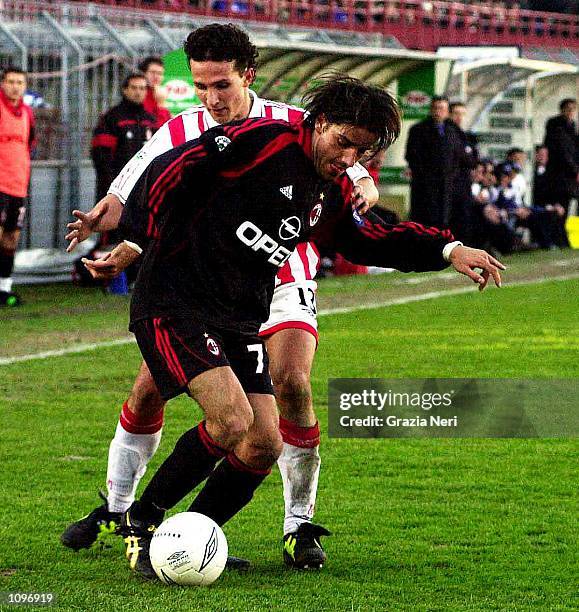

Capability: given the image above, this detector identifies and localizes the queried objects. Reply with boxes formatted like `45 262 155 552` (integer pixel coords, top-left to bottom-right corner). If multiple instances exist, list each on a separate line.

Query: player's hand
449 245 506 291
81 242 140 281
66 208 106 253
65 194 123 253
352 176 379 214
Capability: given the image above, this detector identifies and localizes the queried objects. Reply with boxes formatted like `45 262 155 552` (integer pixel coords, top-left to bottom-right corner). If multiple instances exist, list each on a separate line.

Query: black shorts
0 192 26 232
132 316 273 400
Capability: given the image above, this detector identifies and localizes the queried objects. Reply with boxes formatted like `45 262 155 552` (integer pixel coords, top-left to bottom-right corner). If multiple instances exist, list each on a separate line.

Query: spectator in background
495 163 563 249
471 160 516 255
544 98 578 218
91 73 156 245
138 56 171 129
0 67 35 307
405 95 462 228
449 101 479 242
532 145 549 207
505 147 528 207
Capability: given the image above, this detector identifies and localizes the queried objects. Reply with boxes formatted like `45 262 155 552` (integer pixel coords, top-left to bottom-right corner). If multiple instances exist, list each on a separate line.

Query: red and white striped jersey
109 90 370 287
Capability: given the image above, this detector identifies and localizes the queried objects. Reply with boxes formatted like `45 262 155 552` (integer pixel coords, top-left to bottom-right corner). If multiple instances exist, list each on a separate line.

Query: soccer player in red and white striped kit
62 24 378 569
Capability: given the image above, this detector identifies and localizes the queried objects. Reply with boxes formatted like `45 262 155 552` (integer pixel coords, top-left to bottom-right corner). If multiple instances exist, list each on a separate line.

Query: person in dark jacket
449 101 479 243
544 98 578 216
91 73 156 204
405 96 463 228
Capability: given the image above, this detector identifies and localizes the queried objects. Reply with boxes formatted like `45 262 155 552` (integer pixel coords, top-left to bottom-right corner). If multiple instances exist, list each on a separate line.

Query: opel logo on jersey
309 203 323 227
279 216 301 241
215 136 231 151
236 221 292 267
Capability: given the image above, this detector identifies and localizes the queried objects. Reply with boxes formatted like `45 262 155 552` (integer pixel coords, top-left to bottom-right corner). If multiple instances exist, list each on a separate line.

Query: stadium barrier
4 0 576 51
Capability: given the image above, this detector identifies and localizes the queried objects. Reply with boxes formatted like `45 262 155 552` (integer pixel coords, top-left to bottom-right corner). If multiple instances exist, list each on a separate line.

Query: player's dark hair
183 24 258 75
302 75 401 151
559 98 576 112
506 147 524 158
1 66 26 80
122 72 147 89
138 56 164 73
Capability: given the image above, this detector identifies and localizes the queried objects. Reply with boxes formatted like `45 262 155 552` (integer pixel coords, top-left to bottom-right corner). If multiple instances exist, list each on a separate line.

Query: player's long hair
183 24 259 76
302 74 401 152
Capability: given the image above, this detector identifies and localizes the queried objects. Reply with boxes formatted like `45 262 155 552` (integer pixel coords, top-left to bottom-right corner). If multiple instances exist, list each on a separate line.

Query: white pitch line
1 271 578 366
0 337 135 365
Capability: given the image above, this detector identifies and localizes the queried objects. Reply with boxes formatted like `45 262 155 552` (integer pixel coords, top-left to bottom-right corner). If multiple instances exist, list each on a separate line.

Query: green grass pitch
1 250 577 611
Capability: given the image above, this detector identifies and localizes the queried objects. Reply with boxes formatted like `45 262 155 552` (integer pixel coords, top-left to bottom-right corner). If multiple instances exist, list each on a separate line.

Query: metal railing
4 0 575 51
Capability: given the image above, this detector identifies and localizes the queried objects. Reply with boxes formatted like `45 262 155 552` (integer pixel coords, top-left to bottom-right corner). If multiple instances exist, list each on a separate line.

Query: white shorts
259 281 318 343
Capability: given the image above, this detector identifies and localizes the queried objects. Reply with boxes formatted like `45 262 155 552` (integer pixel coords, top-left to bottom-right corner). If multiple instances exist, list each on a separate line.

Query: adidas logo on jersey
280 185 293 200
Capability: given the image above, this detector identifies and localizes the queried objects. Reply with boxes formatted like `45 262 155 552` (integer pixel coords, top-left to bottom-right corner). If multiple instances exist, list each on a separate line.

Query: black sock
139 421 226 513
188 453 271 526
0 248 14 279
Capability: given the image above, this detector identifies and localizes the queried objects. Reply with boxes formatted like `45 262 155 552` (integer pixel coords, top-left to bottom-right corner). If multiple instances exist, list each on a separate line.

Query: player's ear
242 67 255 86
315 114 328 134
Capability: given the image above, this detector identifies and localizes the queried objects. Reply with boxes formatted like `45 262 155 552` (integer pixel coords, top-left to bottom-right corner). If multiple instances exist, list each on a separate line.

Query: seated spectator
495 163 564 249
505 147 528 207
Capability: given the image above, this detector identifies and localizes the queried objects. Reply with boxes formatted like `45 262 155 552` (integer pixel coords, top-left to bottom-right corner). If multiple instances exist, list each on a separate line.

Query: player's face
190 60 253 123
1 72 26 103
312 117 378 180
145 63 164 87
123 77 148 105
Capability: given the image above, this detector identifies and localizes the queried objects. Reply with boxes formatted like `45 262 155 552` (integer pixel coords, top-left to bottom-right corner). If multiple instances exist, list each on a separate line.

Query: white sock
278 442 321 535
0 277 13 292
106 421 162 513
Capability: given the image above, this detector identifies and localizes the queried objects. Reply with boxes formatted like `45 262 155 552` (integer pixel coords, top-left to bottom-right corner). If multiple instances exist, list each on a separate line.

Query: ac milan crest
309 203 323 227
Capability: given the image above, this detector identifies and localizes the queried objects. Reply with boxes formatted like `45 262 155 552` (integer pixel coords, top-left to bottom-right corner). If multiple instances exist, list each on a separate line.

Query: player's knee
127 384 165 417
0 243 16 256
244 431 283 468
273 369 312 407
212 410 253 449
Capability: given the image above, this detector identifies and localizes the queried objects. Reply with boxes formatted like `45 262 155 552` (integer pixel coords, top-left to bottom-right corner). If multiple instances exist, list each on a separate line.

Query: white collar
203 89 263 129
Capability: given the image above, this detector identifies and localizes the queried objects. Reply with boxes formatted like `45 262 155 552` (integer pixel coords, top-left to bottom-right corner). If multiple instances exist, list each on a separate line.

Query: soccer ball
149 512 228 586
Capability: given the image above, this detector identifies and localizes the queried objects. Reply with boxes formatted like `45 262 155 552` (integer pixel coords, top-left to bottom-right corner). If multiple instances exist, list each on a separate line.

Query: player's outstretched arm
448 245 505 291
351 177 379 214
81 241 140 281
65 194 123 253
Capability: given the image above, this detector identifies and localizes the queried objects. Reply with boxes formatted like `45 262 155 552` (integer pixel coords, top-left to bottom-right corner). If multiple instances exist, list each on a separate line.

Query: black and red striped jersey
121 117 455 334
313 177 455 272
91 98 156 201
120 117 334 333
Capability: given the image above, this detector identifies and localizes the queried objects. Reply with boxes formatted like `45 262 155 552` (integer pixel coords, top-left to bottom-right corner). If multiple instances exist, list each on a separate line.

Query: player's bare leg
266 328 330 569
187 393 282 524
61 361 166 550
123 368 279 579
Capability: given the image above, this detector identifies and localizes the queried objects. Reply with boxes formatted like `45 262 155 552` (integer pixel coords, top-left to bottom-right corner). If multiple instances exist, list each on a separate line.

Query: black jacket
91 98 157 201
544 114 578 199
405 117 463 227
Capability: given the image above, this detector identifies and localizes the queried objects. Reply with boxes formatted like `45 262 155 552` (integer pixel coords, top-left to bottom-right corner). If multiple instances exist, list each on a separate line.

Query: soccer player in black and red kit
83 76 504 579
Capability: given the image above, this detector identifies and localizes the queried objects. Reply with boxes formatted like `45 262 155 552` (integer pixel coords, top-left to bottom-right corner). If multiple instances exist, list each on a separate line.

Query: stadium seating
54 0 579 52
